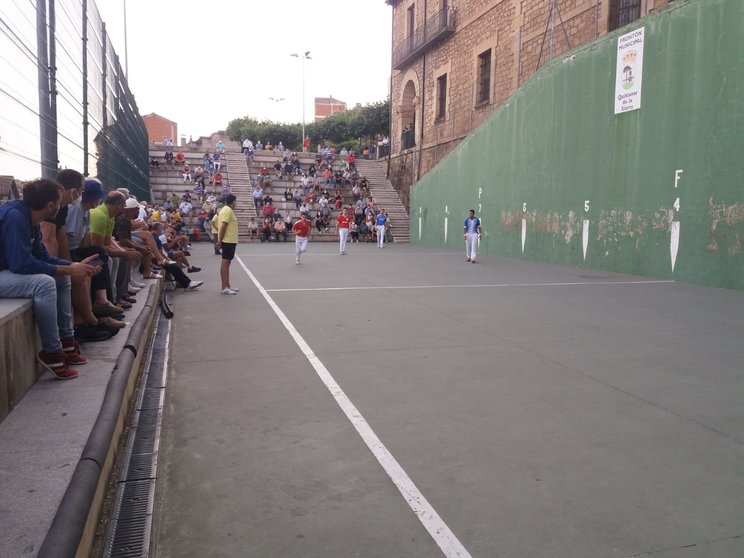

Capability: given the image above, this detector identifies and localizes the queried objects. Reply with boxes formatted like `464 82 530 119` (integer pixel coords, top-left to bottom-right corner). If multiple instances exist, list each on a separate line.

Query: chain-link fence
0 0 149 200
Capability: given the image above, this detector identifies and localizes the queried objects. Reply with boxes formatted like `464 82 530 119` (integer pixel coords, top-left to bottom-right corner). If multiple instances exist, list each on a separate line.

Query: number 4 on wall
673 197 680 212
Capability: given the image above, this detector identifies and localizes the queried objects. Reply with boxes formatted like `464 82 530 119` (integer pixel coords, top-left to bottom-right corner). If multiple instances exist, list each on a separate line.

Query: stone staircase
354 159 410 243
223 151 258 240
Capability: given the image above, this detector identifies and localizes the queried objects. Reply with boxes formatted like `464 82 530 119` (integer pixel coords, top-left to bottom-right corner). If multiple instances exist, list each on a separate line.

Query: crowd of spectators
0 172 207 379
244 145 391 243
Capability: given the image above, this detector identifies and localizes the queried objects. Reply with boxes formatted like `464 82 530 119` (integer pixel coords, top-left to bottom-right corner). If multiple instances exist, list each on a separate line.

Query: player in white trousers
464 209 482 263
375 210 388 248
337 206 351 255
292 212 312 264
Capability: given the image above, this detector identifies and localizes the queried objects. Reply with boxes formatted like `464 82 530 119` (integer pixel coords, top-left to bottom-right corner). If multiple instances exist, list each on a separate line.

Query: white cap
125 197 140 209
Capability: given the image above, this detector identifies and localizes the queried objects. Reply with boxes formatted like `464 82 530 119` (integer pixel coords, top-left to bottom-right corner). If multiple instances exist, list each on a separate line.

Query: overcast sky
98 0 393 141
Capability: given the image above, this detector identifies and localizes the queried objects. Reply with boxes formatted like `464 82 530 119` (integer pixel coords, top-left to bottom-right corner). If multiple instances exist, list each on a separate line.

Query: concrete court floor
153 240 744 558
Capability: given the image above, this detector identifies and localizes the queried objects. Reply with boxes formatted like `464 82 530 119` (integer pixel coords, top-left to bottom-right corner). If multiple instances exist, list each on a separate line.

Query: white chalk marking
670 221 680 272
266 280 675 293
582 219 590 261
521 218 527 253
236 256 473 558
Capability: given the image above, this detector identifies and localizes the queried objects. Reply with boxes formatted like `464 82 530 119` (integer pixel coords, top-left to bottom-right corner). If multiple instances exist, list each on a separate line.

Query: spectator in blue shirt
0 179 98 379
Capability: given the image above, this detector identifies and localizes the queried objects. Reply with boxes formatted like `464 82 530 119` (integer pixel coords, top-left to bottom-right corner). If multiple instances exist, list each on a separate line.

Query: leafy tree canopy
226 98 389 151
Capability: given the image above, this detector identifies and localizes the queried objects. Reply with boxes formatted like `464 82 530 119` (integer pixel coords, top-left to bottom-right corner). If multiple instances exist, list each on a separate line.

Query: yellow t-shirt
218 205 238 244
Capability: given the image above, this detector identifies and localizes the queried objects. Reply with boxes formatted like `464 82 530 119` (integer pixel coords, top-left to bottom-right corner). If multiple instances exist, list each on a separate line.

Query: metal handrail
392 7 455 69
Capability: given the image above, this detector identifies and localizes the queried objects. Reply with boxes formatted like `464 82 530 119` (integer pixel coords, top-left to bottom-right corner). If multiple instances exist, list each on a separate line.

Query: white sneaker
187 280 203 290
295 258 300 265
131 281 146 288
220 288 238 295
227 287 240 292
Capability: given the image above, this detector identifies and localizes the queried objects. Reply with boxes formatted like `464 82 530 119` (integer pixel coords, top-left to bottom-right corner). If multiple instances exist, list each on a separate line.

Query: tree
226 98 389 151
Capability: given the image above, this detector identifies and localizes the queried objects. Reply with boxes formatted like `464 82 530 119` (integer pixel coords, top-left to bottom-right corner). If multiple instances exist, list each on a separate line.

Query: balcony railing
392 7 455 70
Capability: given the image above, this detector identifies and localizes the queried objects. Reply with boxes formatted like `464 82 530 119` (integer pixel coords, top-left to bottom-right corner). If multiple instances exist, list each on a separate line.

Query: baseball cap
125 197 140 209
82 178 104 202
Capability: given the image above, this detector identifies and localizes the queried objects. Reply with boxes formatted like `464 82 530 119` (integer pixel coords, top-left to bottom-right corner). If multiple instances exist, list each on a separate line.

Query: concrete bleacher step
354 159 410 242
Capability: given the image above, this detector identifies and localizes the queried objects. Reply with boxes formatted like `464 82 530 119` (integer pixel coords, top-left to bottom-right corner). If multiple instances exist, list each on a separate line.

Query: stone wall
389 0 672 200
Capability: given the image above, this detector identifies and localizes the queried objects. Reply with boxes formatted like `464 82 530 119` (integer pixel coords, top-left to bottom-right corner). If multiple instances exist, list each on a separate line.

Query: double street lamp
290 51 311 150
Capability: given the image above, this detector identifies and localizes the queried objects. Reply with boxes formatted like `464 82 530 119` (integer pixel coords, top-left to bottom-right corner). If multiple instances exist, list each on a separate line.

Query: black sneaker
74 323 115 342
188 266 201 273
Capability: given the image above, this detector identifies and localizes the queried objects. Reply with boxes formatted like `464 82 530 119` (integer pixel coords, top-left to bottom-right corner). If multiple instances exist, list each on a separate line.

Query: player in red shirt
337 206 352 255
292 211 312 264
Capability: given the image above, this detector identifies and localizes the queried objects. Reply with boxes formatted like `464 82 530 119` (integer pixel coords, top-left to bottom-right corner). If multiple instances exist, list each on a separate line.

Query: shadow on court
154 242 744 558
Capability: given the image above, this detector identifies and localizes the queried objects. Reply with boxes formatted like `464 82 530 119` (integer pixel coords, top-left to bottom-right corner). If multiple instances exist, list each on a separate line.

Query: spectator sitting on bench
175 151 185 165
273 218 288 242
261 202 275 218
149 222 202 290
261 217 273 242
197 209 209 232
215 174 225 196
150 157 160 169
164 150 175 168
159 226 200 273
0 178 101 379
253 186 263 209
247 217 259 240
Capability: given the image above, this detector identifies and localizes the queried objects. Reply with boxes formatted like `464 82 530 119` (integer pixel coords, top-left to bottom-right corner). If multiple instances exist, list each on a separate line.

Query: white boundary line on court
266 279 675 293
236 256 472 558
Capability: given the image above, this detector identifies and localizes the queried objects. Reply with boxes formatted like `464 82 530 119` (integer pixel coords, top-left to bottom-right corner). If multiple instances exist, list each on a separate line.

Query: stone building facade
386 0 671 211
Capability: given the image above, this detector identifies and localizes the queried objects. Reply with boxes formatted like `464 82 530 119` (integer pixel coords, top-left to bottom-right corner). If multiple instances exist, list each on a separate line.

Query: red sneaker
37 349 79 380
62 338 87 366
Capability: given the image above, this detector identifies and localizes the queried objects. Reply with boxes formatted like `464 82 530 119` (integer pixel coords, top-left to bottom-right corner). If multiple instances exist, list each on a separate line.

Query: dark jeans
162 263 191 288
70 245 111 297
115 257 131 302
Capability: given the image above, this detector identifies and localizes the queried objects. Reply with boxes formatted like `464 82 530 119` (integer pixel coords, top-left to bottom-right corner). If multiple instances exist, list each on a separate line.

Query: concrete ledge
0 282 162 558
0 299 41 423
38 284 161 558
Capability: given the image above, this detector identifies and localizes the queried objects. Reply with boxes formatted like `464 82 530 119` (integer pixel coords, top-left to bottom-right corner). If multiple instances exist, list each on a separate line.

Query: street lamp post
290 51 311 150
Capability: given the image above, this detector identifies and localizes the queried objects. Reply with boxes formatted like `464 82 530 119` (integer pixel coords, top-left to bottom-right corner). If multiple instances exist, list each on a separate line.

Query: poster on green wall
614 27 645 114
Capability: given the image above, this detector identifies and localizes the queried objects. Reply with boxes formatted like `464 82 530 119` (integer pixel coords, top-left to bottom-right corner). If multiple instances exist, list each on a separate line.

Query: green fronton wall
411 0 744 290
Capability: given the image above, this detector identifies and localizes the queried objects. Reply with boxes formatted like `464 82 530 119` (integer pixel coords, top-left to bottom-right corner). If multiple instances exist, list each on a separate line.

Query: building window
407 5 415 39
436 74 447 120
609 0 641 31
476 49 492 106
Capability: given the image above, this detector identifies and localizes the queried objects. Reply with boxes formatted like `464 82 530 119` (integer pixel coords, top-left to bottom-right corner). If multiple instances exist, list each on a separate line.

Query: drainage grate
119 453 158 482
138 387 164 411
105 480 156 558
102 307 172 558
